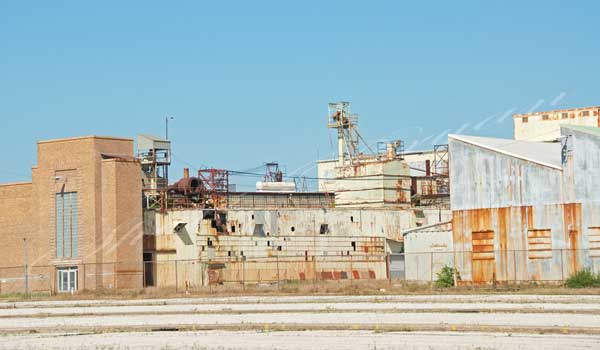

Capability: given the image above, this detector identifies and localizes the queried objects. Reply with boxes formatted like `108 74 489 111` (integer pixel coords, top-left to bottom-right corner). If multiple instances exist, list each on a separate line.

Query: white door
57 267 78 293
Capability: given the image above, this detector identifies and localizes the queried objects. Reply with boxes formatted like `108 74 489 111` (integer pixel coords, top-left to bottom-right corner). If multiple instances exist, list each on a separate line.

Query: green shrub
435 265 460 288
565 269 600 288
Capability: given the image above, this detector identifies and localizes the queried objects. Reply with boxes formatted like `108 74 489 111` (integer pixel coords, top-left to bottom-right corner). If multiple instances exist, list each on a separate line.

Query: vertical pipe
425 160 431 177
175 260 178 292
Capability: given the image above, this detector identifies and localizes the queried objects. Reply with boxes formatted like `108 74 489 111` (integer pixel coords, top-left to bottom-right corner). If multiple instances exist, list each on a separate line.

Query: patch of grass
435 265 460 288
565 269 600 288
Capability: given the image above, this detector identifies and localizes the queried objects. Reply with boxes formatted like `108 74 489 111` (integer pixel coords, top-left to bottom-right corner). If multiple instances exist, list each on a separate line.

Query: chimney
183 168 189 179
425 160 431 176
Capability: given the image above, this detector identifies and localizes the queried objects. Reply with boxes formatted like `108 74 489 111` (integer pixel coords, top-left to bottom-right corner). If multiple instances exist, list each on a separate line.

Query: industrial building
0 136 143 293
449 124 600 283
513 106 600 141
4 101 598 292
142 102 451 287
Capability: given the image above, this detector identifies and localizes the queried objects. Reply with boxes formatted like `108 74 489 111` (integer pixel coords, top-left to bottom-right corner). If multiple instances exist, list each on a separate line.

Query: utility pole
23 237 29 297
165 115 174 140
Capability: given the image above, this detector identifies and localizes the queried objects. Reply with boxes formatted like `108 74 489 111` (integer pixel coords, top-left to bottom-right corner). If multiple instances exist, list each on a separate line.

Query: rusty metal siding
450 127 600 283
449 140 563 211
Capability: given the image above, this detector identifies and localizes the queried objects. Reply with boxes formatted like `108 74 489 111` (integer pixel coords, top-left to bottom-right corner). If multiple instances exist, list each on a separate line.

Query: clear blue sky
1 1 598 189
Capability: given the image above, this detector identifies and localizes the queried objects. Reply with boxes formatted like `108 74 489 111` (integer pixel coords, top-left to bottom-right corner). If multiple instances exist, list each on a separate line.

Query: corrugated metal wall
450 126 600 283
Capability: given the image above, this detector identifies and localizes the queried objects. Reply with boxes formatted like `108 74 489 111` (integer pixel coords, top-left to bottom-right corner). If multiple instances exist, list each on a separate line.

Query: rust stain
563 203 582 274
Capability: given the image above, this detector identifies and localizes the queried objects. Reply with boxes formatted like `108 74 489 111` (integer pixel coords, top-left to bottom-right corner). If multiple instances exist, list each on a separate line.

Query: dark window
228 251 231 257
351 241 356 251
291 226 295 232
320 224 329 234
231 225 236 233
350 216 354 222
582 111 590 117
542 114 549 121
207 239 213 247
277 246 282 251
562 113 569 119
522 117 528 123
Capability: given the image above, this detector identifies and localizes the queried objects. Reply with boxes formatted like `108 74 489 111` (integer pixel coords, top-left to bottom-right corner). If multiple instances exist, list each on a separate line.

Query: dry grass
2 279 599 302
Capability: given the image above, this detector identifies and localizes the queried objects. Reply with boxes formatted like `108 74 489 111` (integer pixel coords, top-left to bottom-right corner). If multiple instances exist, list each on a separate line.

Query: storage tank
255 181 297 193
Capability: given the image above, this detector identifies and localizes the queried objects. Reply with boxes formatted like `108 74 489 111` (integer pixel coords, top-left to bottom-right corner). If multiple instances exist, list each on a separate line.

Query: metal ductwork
169 176 202 194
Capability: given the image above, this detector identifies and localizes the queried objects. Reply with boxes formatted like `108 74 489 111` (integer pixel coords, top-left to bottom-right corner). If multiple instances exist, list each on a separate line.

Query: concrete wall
145 207 450 287
514 106 600 142
317 158 412 207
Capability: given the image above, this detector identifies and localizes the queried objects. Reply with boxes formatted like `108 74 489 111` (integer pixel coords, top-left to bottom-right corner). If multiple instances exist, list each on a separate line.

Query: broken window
319 224 329 235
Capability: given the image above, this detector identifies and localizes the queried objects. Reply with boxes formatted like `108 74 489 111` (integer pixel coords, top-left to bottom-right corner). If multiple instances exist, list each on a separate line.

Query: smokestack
183 168 189 179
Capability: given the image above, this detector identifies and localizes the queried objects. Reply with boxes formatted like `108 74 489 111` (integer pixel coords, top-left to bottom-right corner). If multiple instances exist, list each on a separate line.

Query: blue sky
1 1 598 189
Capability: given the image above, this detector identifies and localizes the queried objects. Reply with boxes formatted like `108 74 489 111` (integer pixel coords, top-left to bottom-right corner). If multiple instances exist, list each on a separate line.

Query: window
582 111 590 117
57 266 78 293
542 114 549 121
319 224 329 235
589 227 600 257
290 226 295 232
472 230 494 260
56 192 78 258
561 113 569 119
527 229 552 259
522 117 528 123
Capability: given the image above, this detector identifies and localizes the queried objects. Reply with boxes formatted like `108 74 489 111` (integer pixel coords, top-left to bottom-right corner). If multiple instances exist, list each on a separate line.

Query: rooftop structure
513 106 600 142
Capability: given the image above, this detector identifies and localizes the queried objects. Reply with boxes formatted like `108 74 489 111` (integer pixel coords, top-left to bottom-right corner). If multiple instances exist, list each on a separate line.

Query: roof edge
38 135 133 145
448 134 563 170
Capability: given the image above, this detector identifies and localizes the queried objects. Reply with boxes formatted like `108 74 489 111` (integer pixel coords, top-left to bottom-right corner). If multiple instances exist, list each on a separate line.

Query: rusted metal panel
452 204 590 283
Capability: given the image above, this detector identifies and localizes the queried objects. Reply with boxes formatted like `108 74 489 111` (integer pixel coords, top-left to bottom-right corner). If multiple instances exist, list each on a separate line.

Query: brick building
0 136 143 293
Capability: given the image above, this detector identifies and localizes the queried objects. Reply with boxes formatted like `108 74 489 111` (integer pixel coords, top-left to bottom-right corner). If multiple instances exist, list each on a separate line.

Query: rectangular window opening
527 229 552 259
55 192 78 259
472 230 495 261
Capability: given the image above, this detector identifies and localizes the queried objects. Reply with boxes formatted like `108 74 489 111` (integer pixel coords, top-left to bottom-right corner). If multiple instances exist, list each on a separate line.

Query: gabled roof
449 134 562 170
561 124 600 138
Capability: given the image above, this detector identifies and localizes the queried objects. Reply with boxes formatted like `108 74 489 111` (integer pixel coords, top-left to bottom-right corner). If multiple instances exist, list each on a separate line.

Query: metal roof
449 134 562 170
137 134 171 151
561 124 600 138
